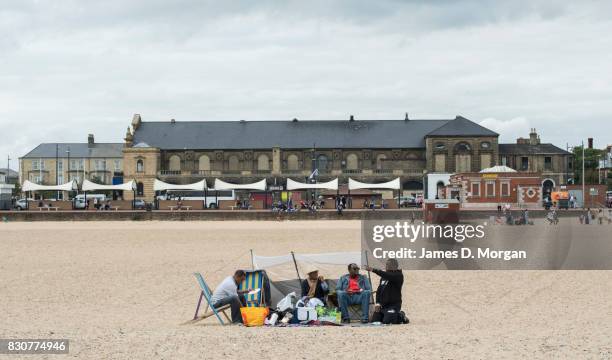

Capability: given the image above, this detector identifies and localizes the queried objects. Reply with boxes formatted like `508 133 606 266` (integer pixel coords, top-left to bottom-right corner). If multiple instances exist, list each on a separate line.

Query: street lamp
66 146 71 204
598 155 602 184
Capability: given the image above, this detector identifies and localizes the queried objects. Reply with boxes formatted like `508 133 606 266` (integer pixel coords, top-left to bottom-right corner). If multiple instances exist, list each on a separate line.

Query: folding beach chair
190 272 231 325
238 270 269 307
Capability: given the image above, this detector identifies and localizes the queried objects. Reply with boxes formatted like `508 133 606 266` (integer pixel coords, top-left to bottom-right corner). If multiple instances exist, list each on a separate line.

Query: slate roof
498 143 571 155
425 116 499 137
132 116 492 150
0 168 18 177
21 143 124 158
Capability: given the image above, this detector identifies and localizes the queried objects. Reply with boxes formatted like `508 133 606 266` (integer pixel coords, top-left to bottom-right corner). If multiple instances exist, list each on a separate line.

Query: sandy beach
1 220 611 359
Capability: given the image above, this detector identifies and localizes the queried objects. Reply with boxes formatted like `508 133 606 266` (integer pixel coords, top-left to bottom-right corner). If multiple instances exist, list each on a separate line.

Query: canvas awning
253 251 363 269
214 179 267 191
348 177 401 190
22 180 79 192
153 179 207 192
82 179 136 192
286 178 338 191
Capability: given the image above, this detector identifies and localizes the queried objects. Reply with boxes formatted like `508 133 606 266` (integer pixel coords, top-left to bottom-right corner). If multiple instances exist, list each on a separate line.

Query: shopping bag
297 307 317 321
240 307 269 327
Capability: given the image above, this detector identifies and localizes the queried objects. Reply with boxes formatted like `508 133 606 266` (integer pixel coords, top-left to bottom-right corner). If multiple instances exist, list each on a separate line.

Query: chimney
529 128 540 145
404 112 409 121
349 115 355 122
131 114 142 130
588 138 593 149
87 134 94 147
124 127 133 147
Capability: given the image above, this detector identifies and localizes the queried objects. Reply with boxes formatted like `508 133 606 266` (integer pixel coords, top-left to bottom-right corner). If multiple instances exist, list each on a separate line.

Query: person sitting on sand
301 266 329 304
364 259 405 324
210 270 251 324
336 263 371 324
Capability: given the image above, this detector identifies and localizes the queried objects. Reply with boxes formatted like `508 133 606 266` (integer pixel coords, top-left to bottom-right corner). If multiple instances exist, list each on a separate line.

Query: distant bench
169 206 192 211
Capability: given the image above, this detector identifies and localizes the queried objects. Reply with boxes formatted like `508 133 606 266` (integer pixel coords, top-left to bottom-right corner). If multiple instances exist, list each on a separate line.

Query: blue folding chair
238 270 267 307
191 273 231 325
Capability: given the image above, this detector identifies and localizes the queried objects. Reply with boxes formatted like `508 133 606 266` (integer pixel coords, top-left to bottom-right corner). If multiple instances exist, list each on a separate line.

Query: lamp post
6 155 10 183
66 146 71 206
598 155 602 185
582 141 585 208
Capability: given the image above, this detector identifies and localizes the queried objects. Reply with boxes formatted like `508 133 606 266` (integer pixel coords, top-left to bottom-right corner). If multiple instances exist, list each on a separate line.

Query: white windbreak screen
22 180 78 192
252 251 364 281
348 177 400 190
286 178 338 191
153 179 206 191
214 178 267 191
82 179 136 191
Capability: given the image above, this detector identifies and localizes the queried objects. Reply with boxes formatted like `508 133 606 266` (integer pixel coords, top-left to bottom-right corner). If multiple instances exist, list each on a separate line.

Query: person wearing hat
336 263 371 324
300 266 329 304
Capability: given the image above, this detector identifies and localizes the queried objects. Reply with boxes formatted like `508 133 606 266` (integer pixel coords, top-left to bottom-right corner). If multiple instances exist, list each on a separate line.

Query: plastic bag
276 292 297 312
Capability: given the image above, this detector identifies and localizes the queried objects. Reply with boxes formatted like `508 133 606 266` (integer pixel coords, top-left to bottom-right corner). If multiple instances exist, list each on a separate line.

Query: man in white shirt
211 270 249 324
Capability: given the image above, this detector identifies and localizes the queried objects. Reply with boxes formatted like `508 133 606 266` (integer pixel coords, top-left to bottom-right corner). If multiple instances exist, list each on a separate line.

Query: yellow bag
240 307 269 327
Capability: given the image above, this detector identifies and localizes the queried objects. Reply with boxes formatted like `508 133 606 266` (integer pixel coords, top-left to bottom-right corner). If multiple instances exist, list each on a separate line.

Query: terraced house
19 135 124 199
121 114 571 201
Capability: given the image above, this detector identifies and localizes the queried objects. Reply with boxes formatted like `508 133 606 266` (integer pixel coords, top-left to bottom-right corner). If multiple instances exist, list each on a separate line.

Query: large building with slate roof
121 114 571 201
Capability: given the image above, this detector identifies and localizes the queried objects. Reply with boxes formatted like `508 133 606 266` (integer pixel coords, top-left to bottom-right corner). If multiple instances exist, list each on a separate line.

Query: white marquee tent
82 179 136 192
348 177 401 190
153 179 207 192
286 178 338 191
214 178 267 191
22 179 79 192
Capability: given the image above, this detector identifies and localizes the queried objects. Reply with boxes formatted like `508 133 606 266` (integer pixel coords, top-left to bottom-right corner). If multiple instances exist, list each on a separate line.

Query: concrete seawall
0 209 587 221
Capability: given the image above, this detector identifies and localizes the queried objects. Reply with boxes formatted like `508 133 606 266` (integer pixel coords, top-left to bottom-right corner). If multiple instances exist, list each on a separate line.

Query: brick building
448 166 543 208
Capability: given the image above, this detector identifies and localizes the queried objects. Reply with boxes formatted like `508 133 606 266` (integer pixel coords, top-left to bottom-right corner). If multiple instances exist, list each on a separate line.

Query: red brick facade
449 171 543 208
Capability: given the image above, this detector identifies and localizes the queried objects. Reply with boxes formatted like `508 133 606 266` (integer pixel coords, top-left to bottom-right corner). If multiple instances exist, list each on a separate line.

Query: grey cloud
0 1 611 166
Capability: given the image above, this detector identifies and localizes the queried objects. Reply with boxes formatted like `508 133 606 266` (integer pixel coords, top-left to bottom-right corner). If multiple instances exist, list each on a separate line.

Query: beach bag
240 307 269 327
297 307 317 321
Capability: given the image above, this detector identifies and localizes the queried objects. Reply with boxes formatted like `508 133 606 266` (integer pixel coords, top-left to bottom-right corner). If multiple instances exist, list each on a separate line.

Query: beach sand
1 221 611 359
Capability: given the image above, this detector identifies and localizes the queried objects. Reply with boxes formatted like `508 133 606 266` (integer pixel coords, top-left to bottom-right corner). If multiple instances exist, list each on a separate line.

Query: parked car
395 196 415 208
134 199 147 210
14 199 28 210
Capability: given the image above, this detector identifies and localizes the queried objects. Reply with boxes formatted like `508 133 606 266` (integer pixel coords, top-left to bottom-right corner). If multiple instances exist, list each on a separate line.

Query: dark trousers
212 295 245 323
371 303 402 324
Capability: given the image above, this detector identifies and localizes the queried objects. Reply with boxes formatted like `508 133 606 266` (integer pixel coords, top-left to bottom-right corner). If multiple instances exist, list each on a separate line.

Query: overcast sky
1 0 611 168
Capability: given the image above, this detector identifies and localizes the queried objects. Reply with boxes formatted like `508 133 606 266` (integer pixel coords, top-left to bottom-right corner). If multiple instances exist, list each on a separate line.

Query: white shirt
211 276 238 304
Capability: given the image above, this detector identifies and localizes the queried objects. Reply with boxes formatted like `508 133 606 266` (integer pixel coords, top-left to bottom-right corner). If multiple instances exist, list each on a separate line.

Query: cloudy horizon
1 0 611 167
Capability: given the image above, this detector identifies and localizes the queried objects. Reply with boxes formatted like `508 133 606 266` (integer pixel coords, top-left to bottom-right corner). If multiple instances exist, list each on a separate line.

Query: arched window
257 154 270 171
436 181 445 199
198 155 210 171
228 155 239 171
454 142 472 172
136 159 144 173
287 154 299 171
168 155 181 171
346 153 358 170
136 182 144 196
316 155 328 172
376 154 387 170
454 142 472 153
